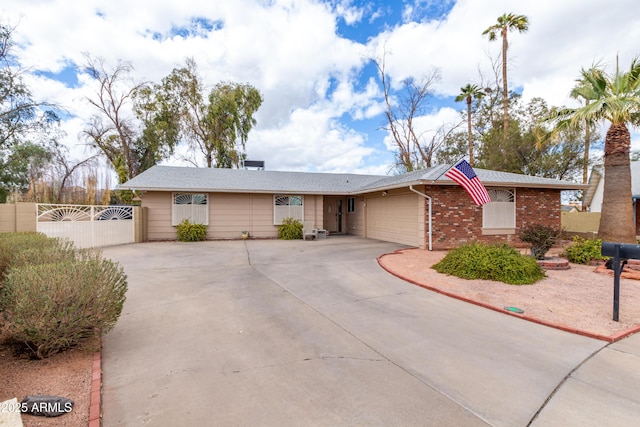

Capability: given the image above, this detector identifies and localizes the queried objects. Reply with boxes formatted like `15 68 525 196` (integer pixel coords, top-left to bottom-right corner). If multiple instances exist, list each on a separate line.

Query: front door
323 196 344 233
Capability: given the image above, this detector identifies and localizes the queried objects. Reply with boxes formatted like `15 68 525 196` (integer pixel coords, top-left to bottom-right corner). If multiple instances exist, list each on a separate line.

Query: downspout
409 185 432 251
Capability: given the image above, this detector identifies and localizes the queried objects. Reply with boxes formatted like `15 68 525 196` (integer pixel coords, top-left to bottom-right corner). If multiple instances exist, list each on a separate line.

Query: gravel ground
378 248 640 339
0 336 94 427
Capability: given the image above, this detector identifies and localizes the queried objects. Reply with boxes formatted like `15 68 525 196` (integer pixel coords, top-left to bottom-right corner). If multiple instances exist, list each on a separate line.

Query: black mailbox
601 242 640 259
601 242 640 322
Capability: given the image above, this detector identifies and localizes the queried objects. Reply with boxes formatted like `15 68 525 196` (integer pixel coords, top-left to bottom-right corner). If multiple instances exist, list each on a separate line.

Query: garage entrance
365 192 421 247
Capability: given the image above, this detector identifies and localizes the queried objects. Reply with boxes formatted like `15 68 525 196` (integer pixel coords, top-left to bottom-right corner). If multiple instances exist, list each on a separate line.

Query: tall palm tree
569 78 595 184
483 13 529 145
550 57 640 243
455 84 486 166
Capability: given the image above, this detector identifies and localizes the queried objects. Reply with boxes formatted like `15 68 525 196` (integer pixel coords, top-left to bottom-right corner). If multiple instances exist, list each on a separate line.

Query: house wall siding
428 186 561 250
346 196 366 236
142 192 325 240
142 191 175 240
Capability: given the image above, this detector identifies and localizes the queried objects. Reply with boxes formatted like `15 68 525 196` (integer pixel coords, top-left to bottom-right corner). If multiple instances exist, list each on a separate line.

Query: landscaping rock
20 395 74 417
0 398 24 427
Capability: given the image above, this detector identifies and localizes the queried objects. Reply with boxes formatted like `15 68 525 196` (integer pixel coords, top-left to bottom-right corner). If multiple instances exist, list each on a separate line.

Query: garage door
366 193 420 247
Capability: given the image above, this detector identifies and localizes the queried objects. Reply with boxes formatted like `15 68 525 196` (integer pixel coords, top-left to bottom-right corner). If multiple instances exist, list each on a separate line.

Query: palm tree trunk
582 100 591 184
599 122 636 242
466 96 473 166
501 27 509 145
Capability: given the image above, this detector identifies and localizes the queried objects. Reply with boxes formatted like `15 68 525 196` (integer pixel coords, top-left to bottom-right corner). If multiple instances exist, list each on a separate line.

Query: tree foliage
83 55 179 185
161 58 263 168
547 57 640 242
455 84 487 166
0 23 60 200
482 13 529 145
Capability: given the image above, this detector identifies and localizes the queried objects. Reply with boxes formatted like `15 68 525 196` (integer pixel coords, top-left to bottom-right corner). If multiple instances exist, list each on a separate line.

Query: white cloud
4 0 640 178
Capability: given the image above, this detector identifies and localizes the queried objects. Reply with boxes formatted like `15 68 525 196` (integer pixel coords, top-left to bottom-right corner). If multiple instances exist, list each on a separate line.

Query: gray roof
119 165 586 194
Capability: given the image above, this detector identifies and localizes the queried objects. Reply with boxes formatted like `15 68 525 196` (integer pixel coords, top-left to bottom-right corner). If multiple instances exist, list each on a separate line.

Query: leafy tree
477 97 585 180
83 56 179 184
548 57 640 243
455 84 486 166
0 23 59 197
0 142 51 202
161 58 263 168
482 13 529 145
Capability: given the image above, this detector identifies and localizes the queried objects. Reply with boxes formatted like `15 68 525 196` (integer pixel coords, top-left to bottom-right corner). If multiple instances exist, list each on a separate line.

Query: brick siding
425 185 561 250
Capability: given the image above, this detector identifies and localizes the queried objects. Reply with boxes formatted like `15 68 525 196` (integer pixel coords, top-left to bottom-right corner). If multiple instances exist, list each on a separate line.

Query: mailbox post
601 242 640 321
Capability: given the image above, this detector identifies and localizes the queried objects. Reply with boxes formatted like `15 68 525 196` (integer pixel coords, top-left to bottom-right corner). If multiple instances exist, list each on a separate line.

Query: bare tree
372 49 444 172
50 148 99 203
82 55 140 183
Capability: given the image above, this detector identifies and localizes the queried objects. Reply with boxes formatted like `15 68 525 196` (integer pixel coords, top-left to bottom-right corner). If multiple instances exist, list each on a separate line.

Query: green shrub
1 250 128 359
176 219 207 242
278 218 303 240
518 224 562 260
0 232 71 280
433 241 545 285
563 236 607 264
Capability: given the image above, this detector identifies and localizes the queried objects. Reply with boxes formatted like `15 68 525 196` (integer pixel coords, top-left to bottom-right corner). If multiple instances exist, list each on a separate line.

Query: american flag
445 160 491 206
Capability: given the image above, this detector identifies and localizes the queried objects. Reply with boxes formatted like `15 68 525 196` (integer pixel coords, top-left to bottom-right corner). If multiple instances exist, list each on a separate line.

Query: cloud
4 0 640 179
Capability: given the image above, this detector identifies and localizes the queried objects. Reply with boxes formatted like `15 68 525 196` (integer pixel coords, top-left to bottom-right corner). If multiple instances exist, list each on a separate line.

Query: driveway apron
101 238 608 426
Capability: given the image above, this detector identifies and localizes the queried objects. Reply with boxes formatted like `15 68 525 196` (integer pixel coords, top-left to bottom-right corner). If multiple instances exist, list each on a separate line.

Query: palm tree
483 13 529 145
569 78 595 184
455 84 486 166
550 57 640 243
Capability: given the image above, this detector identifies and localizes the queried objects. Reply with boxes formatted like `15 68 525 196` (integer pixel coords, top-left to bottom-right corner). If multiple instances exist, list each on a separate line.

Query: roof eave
117 185 354 195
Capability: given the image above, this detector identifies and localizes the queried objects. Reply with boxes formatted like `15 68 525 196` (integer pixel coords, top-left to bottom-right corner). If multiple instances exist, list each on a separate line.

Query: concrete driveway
100 237 638 426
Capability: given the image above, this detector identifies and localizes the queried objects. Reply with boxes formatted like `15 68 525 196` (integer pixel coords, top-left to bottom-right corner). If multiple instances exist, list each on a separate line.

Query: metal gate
36 204 135 249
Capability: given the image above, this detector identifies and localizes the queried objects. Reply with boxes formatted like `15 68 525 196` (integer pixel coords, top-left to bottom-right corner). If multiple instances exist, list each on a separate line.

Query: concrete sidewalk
100 237 639 426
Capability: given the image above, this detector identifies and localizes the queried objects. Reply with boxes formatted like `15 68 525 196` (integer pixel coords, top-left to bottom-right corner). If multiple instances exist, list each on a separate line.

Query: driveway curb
89 351 101 427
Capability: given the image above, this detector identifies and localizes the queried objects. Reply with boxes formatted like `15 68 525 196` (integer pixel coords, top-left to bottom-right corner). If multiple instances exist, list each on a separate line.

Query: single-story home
119 165 585 250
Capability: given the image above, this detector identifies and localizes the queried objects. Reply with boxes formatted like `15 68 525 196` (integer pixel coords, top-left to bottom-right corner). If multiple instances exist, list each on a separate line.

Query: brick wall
424 185 561 250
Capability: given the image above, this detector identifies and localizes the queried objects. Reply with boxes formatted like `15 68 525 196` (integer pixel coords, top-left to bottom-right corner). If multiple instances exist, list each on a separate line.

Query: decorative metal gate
36 204 135 249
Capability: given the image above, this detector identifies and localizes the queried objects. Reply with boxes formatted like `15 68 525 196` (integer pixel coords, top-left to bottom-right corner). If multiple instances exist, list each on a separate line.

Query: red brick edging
89 352 101 427
377 252 640 343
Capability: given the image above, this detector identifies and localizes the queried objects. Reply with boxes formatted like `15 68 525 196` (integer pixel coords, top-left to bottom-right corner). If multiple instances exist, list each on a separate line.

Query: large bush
176 219 207 242
1 250 127 359
433 242 545 285
278 218 303 240
563 236 608 264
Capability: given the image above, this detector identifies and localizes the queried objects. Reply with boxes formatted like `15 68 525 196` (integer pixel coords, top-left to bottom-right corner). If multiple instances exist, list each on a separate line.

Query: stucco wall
345 195 366 236
0 203 37 233
142 192 325 240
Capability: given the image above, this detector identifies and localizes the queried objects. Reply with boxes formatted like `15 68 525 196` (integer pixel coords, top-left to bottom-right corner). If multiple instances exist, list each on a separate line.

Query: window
172 193 209 226
347 197 355 213
274 195 304 225
482 188 515 234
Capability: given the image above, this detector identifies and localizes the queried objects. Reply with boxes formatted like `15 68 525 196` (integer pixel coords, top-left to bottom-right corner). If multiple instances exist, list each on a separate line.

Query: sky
3 0 640 179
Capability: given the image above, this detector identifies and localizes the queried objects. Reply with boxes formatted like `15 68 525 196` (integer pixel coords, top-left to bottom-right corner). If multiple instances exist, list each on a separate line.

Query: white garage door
366 194 420 247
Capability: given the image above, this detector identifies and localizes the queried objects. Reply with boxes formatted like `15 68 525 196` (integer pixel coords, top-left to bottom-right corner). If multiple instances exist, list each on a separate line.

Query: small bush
564 236 607 264
278 218 303 240
1 250 128 359
433 241 545 285
518 224 562 260
176 219 207 242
